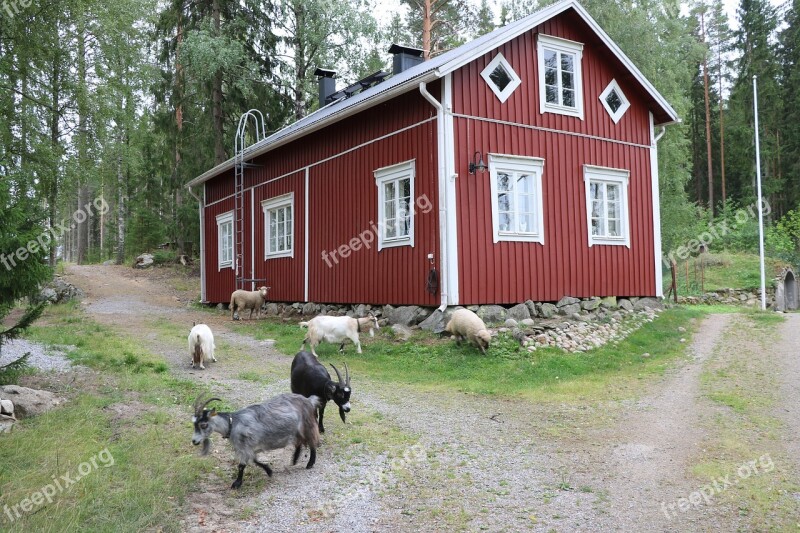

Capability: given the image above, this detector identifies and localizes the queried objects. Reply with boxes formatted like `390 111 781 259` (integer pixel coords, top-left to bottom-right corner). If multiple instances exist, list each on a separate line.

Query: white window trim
480 53 522 103
537 33 584 120
216 211 234 271
488 154 545 244
262 193 295 259
374 160 415 251
584 165 630 248
599 79 630 124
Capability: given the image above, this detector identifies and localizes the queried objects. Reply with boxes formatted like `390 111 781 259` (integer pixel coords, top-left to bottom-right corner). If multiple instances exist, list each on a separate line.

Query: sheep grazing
191 393 320 489
445 308 492 355
230 286 269 320
290 351 351 433
188 323 216 370
299 314 379 356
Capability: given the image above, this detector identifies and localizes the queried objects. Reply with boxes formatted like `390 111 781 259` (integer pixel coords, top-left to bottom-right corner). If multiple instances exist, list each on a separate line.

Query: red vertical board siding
204 198 236 304
451 10 657 304
202 86 441 304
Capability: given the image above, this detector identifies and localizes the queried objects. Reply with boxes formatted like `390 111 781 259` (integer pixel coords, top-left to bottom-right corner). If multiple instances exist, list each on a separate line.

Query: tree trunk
701 12 714 217
48 56 60 267
116 144 126 265
422 0 432 60
212 0 225 164
293 0 306 120
76 13 89 263
718 47 726 205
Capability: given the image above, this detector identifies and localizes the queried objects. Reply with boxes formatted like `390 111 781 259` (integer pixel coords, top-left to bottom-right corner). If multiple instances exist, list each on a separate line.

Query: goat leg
292 446 302 465
254 459 272 477
339 342 345 353
231 464 246 489
306 447 316 469
318 403 326 433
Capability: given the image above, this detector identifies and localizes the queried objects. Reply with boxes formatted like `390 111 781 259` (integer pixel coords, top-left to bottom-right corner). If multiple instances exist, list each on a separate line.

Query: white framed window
584 165 630 247
374 160 415 250
537 34 584 119
216 211 234 270
600 79 630 124
481 53 522 103
488 154 545 244
262 193 294 259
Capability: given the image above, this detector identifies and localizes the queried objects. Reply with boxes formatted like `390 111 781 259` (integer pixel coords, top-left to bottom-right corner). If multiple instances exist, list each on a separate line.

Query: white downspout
188 185 206 303
419 82 449 312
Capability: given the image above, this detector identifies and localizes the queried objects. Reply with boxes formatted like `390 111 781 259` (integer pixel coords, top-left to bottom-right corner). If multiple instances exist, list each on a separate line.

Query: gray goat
191 393 321 489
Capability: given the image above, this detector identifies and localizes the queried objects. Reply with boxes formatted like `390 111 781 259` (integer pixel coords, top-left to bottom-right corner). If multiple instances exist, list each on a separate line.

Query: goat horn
344 361 350 387
194 395 221 416
330 363 345 385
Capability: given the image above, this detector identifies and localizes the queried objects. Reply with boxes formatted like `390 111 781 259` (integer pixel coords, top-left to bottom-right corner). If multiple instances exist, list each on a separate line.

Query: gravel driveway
58 265 800 532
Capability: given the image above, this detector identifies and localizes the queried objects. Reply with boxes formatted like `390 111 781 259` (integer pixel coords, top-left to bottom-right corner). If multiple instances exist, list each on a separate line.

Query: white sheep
188 323 217 370
299 314 379 356
444 308 492 355
230 286 269 320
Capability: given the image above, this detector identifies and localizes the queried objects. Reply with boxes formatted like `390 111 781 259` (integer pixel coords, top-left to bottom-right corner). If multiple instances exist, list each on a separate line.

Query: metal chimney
388 44 424 75
313 68 337 106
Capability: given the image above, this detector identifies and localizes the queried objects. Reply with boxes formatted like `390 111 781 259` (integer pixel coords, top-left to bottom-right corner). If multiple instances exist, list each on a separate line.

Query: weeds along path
771 315 800 480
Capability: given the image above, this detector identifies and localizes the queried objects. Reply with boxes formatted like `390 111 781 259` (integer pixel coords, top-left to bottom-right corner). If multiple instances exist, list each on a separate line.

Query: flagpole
753 75 766 311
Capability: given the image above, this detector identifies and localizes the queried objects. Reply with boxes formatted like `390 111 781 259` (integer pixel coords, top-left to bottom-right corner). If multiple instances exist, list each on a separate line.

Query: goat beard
339 408 347 424
201 438 211 456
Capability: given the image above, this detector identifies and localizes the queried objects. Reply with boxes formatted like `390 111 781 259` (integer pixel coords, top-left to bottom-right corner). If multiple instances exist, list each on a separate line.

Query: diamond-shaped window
481 53 521 103
599 79 630 124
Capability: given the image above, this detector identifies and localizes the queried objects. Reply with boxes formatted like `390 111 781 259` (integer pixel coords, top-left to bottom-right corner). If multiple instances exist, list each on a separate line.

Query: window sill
265 250 294 260
494 233 544 244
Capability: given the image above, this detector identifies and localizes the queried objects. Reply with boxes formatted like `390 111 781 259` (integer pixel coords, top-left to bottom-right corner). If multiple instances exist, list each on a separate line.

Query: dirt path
59 265 800 532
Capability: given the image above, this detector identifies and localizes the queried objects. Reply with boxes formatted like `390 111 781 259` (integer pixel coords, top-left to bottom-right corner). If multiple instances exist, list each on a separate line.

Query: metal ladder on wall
234 110 267 291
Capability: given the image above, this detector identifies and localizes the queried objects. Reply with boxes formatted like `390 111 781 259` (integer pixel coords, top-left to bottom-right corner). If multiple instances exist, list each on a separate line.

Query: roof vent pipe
313 68 337 107
388 44 424 75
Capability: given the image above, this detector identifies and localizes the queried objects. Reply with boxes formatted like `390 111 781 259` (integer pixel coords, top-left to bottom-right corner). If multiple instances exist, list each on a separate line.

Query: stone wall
677 287 773 308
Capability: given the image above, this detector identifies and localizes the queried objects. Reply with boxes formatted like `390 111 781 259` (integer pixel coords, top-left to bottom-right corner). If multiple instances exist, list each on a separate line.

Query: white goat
299 314 379 356
230 286 269 320
188 323 216 369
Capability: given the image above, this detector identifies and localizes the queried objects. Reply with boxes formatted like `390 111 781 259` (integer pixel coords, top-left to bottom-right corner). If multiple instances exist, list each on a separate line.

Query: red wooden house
187 0 679 307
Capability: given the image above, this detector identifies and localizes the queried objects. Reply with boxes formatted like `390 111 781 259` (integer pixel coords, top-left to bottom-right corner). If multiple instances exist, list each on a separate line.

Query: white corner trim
583 165 630 248
442 74 459 305
374 159 416 251
650 112 664 297
488 154 546 244
304 168 310 301
262 192 295 259
480 53 522 103
537 33 584 120
250 190 255 290
599 79 630 124
216 211 234 271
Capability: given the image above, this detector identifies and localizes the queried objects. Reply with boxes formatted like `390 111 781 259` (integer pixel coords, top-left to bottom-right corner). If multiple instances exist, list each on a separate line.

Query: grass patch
671 252 788 295
0 303 220 532
235 308 704 402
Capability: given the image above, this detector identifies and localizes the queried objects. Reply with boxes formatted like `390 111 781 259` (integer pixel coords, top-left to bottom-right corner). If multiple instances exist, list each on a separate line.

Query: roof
188 0 679 188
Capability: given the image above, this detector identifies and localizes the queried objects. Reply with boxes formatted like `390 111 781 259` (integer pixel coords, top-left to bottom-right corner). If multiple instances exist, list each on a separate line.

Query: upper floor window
537 34 584 119
481 53 521 103
216 211 234 270
489 154 545 244
584 165 630 247
374 160 415 250
600 79 630 124
262 193 294 259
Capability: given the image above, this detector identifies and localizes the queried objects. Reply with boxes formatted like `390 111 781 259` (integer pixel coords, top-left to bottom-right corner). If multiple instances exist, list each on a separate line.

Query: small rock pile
677 288 767 307
36 276 84 304
505 308 659 353
0 397 14 433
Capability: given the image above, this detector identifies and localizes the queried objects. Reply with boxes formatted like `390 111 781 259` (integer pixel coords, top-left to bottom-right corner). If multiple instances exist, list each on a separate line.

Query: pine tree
780 0 800 208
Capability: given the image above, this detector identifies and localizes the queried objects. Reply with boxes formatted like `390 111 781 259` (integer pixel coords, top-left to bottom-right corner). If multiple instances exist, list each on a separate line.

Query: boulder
556 296 580 308
419 308 459 334
520 318 536 328
507 303 532 321
524 300 538 317
504 318 519 328
477 305 507 324
600 296 618 309
391 324 414 341
39 287 58 304
0 399 13 415
581 298 601 311
619 299 634 311
134 253 154 269
355 304 368 317
539 303 557 318
385 305 429 326
559 303 581 316
633 297 664 311
0 386 61 419
0 414 14 433
264 303 279 316
302 302 319 315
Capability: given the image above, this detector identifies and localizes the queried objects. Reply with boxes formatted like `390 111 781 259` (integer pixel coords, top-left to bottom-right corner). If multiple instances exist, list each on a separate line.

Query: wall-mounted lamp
468 151 488 175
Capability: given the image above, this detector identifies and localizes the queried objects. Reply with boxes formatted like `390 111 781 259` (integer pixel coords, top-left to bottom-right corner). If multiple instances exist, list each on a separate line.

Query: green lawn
668 252 789 295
